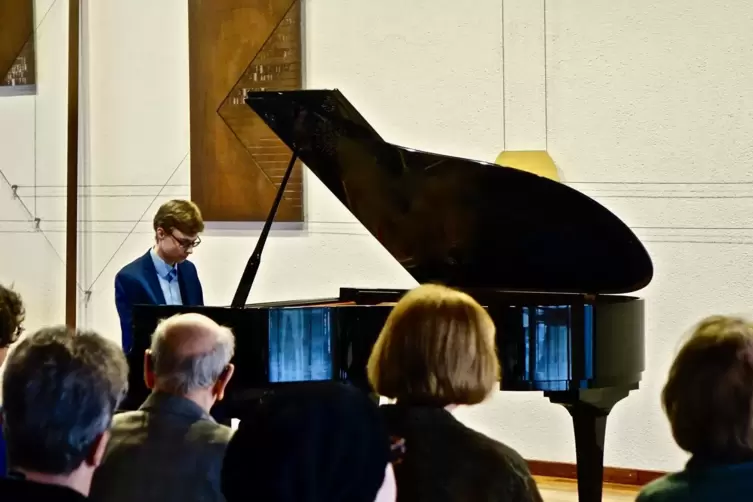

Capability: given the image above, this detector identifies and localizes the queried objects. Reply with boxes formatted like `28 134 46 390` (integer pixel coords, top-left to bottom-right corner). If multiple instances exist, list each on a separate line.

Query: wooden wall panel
0 0 35 87
189 0 303 222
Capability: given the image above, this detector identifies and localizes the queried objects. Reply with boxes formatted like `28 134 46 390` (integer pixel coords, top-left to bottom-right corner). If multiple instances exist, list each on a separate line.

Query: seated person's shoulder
201 417 234 433
481 436 534 480
458 423 529 470
115 258 142 283
447 428 541 501
109 410 148 433
216 422 235 444
180 417 235 447
636 473 692 502
207 421 235 444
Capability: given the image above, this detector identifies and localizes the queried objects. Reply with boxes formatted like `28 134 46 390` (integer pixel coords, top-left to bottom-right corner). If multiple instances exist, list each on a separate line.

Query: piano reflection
122 89 652 502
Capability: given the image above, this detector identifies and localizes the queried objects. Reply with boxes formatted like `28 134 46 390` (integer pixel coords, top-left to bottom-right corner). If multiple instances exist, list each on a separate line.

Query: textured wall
0 0 68 340
454 0 753 472
81 0 420 341
4 0 753 472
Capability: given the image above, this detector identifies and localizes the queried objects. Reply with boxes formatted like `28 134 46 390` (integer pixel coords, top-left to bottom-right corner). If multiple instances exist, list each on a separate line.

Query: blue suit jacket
115 251 204 353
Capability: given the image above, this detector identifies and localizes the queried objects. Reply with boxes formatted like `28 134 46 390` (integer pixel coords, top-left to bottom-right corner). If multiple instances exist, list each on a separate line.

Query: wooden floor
536 477 639 501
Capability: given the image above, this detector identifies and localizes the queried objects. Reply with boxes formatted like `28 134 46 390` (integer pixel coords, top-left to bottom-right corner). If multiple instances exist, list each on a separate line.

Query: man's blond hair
153 199 204 237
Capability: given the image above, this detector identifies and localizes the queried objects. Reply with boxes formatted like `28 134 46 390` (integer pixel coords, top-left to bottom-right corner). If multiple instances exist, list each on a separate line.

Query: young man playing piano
115 199 205 353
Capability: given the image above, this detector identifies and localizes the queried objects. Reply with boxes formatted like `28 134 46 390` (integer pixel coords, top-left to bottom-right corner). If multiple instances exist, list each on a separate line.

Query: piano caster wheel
547 387 634 502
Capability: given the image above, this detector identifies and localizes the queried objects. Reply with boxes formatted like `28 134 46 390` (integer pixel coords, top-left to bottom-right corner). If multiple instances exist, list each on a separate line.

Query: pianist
114 199 205 352
367 284 542 502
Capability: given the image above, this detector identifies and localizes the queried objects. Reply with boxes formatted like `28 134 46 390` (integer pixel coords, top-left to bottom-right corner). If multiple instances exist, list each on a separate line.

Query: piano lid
245 89 653 295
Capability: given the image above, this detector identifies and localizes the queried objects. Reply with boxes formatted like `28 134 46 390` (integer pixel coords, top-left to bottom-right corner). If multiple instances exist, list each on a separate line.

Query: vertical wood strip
66 0 80 328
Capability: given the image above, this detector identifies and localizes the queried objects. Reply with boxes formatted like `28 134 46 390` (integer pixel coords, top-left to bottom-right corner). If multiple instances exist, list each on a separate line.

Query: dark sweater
637 457 753 502
0 476 88 502
380 404 542 502
0 419 5 477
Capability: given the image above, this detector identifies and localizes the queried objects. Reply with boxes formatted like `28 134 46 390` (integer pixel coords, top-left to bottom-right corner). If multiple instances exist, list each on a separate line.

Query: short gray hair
2 326 128 474
150 315 235 395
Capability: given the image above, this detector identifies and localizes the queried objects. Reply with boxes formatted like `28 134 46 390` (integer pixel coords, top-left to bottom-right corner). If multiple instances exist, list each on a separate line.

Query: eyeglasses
169 232 201 250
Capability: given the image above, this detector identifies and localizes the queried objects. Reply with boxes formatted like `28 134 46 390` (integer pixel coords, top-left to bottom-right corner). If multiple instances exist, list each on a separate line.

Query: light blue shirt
150 248 183 305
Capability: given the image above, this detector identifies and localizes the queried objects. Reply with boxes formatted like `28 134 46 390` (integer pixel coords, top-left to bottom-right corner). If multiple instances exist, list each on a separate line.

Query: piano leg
545 386 636 502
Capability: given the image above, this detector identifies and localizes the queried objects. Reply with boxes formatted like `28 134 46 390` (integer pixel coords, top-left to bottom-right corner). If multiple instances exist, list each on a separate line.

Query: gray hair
150 315 235 395
2 326 129 474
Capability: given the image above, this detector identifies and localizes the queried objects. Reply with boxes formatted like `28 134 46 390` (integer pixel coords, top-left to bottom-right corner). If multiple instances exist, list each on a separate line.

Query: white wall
82 0 419 341
7 0 753 473
0 0 69 338
302 0 753 472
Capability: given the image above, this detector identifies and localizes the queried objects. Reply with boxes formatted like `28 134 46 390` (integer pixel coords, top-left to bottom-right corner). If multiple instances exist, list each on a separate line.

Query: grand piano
124 89 652 502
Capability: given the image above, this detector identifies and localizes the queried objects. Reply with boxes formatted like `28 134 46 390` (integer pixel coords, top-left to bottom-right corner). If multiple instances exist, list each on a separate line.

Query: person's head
145 313 235 411
0 283 25 365
221 382 396 502
1 326 128 495
153 199 204 264
367 283 499 408
662 315 753 461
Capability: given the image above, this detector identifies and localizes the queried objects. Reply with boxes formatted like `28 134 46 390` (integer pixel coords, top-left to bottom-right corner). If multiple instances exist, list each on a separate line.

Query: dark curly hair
0 284 25 348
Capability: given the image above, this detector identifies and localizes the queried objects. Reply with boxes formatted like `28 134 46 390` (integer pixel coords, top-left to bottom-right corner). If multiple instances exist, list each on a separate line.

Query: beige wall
0 0 68 337
4 0 753 471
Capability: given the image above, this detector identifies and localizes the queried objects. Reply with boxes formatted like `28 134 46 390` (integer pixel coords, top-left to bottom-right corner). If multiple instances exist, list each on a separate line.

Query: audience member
221 381 397 502
0 283 24 366
0 325 128 501
90 313 235 502
367 283 542 502
637 315 753 501
0 283 25 477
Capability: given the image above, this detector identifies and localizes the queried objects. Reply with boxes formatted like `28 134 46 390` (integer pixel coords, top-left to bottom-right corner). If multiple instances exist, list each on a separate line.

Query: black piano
124 89 652 502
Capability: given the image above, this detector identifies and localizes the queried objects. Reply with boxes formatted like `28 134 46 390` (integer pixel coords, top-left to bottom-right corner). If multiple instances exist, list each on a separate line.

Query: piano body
124 89 652 502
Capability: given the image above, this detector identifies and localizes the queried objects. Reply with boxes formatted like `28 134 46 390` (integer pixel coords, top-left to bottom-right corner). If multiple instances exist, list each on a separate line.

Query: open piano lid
246 89 653 295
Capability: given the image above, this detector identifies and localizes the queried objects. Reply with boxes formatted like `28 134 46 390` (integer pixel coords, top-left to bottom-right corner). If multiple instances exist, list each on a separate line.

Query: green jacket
637 458 753 502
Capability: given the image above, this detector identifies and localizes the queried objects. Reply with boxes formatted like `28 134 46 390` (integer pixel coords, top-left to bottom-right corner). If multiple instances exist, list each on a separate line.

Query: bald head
150 313 235 396
157 313 225 357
